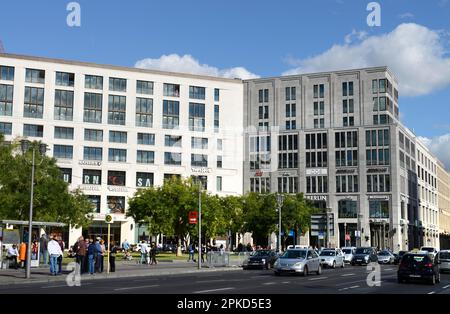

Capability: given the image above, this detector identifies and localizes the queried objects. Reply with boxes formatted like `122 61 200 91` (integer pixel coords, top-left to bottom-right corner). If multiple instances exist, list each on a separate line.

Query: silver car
377 250 395 264
438 250 450 273
273 249 322 276
341 247 356 263
319 249 345 268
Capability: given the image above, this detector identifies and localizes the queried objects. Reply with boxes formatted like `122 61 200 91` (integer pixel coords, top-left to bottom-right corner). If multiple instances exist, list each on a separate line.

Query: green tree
0 137 93 228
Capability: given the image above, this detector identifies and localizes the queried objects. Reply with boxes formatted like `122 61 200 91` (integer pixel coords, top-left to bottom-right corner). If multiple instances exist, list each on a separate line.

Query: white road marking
114 284 159 291
41 283 92 289
428 291 436 295
196 279 226 284
262 282 276 285
308 277 328 281
193 287 235 294
349 285 360 289
384 268 394 271
338 285 360 291
443 285 450 289
341 273 355 277
282 281 290 284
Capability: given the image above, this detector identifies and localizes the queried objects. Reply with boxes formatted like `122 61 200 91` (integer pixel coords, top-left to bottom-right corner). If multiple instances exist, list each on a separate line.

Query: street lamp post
344 222 347 247
276 194 284 254
198 181 202 270
21 140 48 279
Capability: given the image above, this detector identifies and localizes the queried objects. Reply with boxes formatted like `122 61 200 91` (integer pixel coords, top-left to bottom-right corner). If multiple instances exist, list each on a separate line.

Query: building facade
243 67 444 252
0 53 244 246
438 161 450 249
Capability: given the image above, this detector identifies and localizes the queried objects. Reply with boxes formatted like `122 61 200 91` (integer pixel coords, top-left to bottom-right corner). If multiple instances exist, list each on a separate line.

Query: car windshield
281 250 306 259
421 247 434 252
355 248 370 254
439 252 450 260
378 251 390 256
342 249 352 254
320 250 336 256
402 255 430 265
252 250 270 257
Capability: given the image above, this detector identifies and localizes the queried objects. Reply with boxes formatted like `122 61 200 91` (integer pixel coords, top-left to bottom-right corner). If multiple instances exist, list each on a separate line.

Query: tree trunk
177 237 182 256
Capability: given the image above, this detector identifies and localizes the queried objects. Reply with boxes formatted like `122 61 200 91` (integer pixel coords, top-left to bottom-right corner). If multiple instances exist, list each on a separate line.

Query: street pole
25 148 35 279
344 222 347 247
326 211 329 249
198 181 202 270
276 194 283 254
107 223 110 274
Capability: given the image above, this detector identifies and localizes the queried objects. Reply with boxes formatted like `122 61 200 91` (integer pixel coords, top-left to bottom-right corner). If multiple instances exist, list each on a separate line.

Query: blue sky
1 0 450 166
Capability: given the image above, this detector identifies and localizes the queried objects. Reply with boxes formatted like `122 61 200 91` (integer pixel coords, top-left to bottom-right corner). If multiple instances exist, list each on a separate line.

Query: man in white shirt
47 236 63 275
7 244 19 269
140 240 148 264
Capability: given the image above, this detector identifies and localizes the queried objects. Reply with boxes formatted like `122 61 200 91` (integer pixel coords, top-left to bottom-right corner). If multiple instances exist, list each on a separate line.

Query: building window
54 90 74 121
258 105 269 120
108 148 127 162
165 135 182 147
136 80 153 95
191 137 208 149
107 196 125 214
83 169 101 185
250 177 271 193
313 84 324 98
53 145 73 159
83 93 102 123
285 86 296 101
0 66 14 81
25 68 45 84
136 172 154 187
191 154 208 167
343 99 354 113
107 171 126 186
365 129 389 147
108 130 127 143
0 84 13 116
136 97 153 127
217 155 222 168
55 72 74 87
379 79 387 93
59 168 72 183
108 95 126 125
23 124 43 137
214 88 220 102
24 87 44 118
54 126 74 139
164 152 182 165
313 101 325 116
84 129 103 142
217 176 222 192
189 102 205 132
313 118 325 129
278 134 298 169
163 83 180 97
258 89 269 103
336 175 359 193
367 174 391 192
338 200 357 218
109 77 127 92
85 75 103 90
369 200 389 218
217 139 223 150
87 195 101 213
0 122 12 135
214 105 220 132
137 133 155 145
137 150 154 164
162 100 179 129
189 86 206 100
342 81 354 97
83 147 102 161
306 176 327 193
249 135 271 170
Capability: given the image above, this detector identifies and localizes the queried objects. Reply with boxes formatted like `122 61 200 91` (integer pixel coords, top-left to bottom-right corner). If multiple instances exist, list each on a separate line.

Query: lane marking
341 273 355 277
41 283 92 289
282 281 290 284
350 285 360 289
193 287 234 294
308 277 328 281
428 291 436 295
384 268 395 271
338 285 360 291
114 284 159 291
196 279 226 284
443 285 450 289
262 282 276 285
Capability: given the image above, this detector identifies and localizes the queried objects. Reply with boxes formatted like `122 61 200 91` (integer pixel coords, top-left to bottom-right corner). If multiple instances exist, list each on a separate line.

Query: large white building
0 53 244 245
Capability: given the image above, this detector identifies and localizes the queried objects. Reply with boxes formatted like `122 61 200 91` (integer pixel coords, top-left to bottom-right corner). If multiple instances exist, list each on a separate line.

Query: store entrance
85 222 121 243
338 223 357 247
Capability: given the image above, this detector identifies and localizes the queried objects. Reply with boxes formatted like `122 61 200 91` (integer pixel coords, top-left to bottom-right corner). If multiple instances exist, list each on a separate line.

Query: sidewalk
0 259 242 286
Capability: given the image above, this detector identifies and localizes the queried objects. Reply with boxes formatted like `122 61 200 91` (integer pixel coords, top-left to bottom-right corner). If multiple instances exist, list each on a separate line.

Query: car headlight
364 255 369 260
294 262 304 267
261 259 266 264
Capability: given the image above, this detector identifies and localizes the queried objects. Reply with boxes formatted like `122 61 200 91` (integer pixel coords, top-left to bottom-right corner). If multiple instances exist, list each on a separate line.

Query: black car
397 253 441 285
351 247 378 265
242 250 278 270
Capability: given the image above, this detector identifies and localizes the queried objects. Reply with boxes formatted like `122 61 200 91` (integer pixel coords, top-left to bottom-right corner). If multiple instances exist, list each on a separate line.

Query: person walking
47 236 63 276
39 234 48 265
87 239 96 275
94 238 103 273
139 240 148 264
109 241 118 272
122 239 130 254
7 244 19 269
76 236 87 273
150 243 157 265
56 236 64 274
187 243 195 262
99 239 106 272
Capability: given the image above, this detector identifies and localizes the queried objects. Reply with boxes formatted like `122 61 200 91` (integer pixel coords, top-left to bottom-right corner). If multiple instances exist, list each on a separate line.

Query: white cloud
398 12 415 19
283 23 450 97
344 29 368 44
419 134 450 170
135 54 259 80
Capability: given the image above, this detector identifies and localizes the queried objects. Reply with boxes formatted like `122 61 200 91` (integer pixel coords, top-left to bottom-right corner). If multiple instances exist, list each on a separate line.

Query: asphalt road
1 264 449 294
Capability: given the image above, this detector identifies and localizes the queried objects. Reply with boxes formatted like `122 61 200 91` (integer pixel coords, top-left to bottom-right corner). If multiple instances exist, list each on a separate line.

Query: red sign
255 170 263 177
188 211 198 224
345 233 351 241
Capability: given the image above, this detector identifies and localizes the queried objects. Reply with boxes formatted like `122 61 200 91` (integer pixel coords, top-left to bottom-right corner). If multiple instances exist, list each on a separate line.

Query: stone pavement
0 259 242 286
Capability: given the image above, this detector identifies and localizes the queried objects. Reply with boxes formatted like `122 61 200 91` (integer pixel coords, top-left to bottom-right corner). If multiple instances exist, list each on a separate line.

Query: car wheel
302 266 309 277
316 265 322 275
332 261 336 269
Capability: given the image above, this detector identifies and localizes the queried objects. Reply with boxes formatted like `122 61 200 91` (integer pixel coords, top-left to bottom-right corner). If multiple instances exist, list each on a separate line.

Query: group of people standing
138 240 158 265
71 236 118 274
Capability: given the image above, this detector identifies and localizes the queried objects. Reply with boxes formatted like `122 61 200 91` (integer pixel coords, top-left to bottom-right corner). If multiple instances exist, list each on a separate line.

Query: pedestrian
100 239 106 272
76 236 87 273
139 240 148 264
7 244 19 269
56 236 64 274
19 242 27 269
87 239 96 275
39 233 48 265
109 241 117 272
47 236 63 276
219 244 225 255
95 238 103 273
187 243 195 262
83 238 90 272
201 244 206 263
121 239 130 256
150 243 157 265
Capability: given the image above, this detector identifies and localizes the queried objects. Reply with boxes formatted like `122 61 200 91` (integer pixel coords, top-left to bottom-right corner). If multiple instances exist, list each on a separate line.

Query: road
1 264 449 294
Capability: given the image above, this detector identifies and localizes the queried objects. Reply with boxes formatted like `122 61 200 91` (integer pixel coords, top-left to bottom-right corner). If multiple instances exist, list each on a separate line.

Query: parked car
273 248 321 276
394 251 408 265
351 247 378 265
319 249 345 268
242 250 278 270
377 250 395 264
438 250 450 273
341 247 356 264
397 252 441 285
420 246 438 259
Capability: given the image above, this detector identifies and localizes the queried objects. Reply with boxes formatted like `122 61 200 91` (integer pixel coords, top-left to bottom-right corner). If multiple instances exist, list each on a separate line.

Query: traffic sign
189 211 198 224
105 214 114 224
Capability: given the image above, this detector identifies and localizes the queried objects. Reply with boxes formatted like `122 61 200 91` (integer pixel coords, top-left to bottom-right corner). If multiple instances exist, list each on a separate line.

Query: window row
367 174 391 192
336 175 359 193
